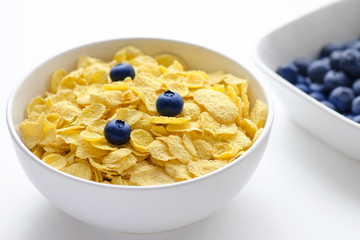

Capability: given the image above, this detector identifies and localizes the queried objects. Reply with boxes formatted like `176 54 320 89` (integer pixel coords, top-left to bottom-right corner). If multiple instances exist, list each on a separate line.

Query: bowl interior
11 38 270 134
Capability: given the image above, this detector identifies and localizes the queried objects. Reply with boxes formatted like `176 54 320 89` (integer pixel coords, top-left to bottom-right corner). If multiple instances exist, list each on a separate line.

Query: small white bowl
7 38 273 233
254 0 360 161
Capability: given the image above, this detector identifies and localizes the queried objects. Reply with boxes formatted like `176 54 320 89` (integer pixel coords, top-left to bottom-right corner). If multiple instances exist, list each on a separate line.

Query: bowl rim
7 37 274 190
252 0 360 131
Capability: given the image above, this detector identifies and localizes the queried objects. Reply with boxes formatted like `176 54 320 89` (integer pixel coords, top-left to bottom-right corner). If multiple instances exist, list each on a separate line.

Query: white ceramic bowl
7 38 273 233
254 0 360 161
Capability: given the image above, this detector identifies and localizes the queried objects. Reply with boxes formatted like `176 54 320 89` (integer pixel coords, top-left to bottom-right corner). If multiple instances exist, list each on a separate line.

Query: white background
2 0 360 239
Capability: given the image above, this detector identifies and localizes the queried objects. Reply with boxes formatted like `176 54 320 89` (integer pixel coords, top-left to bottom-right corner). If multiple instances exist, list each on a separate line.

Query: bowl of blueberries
254 0 360 160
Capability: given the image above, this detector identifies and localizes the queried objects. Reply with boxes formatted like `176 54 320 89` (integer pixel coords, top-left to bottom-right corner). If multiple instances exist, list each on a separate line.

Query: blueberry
351 96 360 115
340 49 360 78
296 75 311 85
110 63 135 82
321 100 337 111
328 86 355 113
307 58 331 83
309 83 326 93
309 91 326 101
319 43 345 58
350 41 360 51
352 78 360 95
329 50 343 70
276 63 298 84
293 58 311 75
352 115 360 124
295 83 310 93
104 119 131 145
323 70 351 92
156 90 184 117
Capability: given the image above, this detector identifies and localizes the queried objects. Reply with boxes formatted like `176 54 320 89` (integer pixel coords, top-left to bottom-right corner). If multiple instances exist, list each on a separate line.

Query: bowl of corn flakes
7 38 273 233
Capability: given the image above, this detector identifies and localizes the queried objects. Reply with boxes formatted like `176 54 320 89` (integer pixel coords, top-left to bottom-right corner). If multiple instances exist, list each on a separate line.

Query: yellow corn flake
199 112 220 135
90 91 123 107
129 161 176 186
182 133 197 157
42 153 68 170
228 130 252 154
253 128 264 143
110 108 142 126
130 129 154 152
62 162 93 181
160 135 192 163
180 102 201 120
73 103 106 125
193 139 213 160
149 116 191 125
165 81 189 97
111 176 133 185
155 54 186 69
207 71 226 85
150 125 168 137
102 150 137 173
82 63 110 85
249 100 268 129
165 160 192 180
76 140 109 159
212 142 234 159
134 72 162 91
188 159 227 177
90 138 119 151
193 89 238 124
149 140 175 161
102 82 129 92
136 87 157 114
50 69 67 93
183 71 207 88
51 101 81 122
114 45 143 63
21 45 267 186
132 55 162 77
56 125 84 145
243 118 258 139
166 121 202 133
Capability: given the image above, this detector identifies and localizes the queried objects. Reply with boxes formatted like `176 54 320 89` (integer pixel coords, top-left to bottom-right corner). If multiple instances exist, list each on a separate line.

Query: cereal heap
20 46 268 186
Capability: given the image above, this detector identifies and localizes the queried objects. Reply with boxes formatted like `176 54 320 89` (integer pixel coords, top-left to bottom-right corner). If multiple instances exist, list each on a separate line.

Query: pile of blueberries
277 37 360 123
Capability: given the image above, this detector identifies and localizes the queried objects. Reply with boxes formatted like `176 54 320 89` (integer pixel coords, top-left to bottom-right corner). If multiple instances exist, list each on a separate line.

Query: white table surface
2 0 360 239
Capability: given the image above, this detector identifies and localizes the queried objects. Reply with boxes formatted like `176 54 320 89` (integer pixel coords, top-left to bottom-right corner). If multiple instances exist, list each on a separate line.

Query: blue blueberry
351 96 360 115
340 49 360 78
352 78 360 95
293 58 311 75
330 50 343 70
319 43 345 58
309 83 326 93
296 75 311 85
350 41 360 51
276 63 298 84
321 100 337 111
110 63 135 82
156 90 184 117
295 83 310 93
104 120 131 145
309 91 326 101
323 70 351 92
307 58 331 83
352 114 360 123
328 86 355 113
